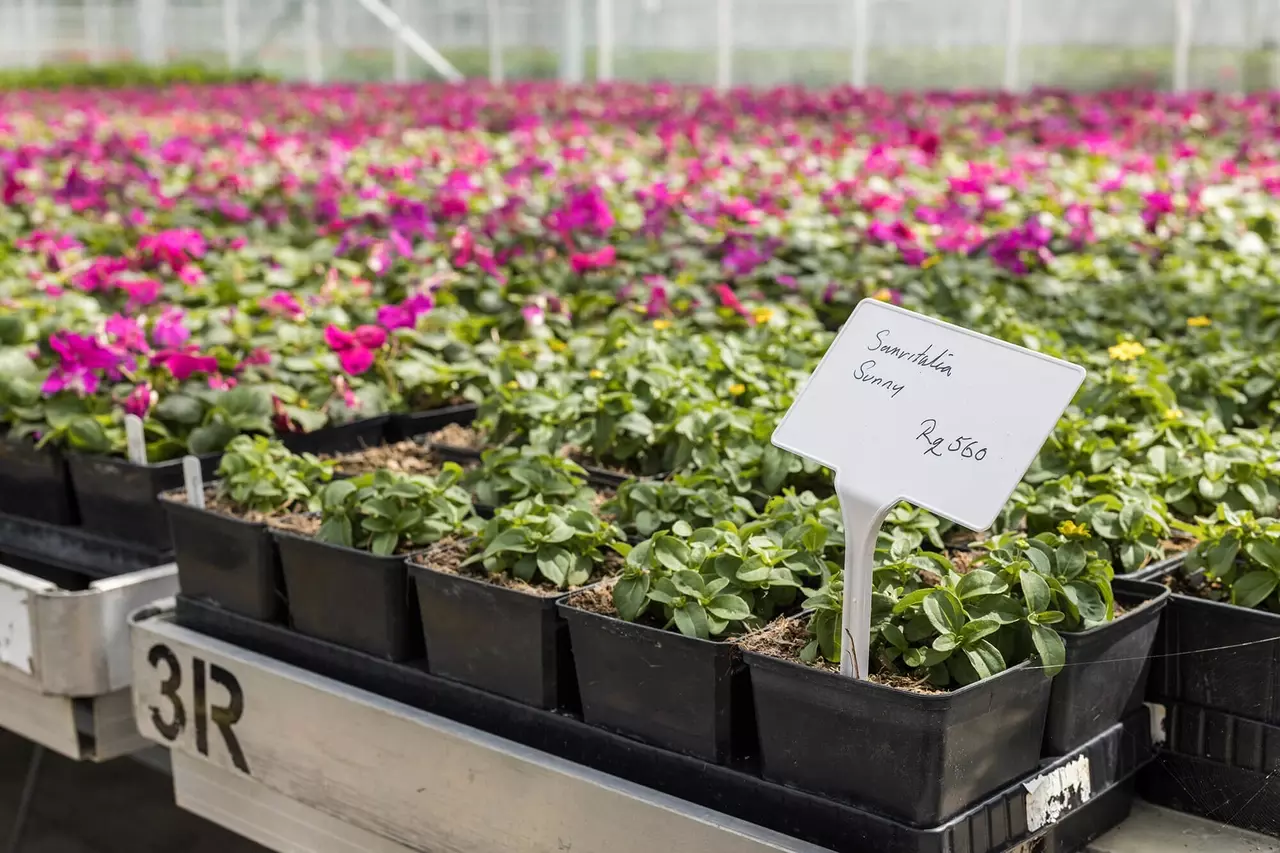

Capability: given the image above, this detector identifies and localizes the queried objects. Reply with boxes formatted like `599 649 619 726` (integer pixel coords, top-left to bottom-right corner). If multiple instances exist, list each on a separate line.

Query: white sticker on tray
1023 755 1091 832
0 581 34 674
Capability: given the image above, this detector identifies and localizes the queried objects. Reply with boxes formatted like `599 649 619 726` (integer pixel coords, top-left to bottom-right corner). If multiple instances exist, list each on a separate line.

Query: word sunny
853 328 957 398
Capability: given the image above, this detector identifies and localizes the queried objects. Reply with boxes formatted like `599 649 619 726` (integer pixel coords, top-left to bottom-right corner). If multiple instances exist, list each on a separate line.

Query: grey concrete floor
0 732 266 853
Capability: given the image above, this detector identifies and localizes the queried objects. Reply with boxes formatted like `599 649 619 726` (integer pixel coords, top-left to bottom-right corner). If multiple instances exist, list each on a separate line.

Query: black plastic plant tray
1139 700 1280 836
385 403 479 443
0 511 170 581
1117 551 1187 581
175 596 1154 853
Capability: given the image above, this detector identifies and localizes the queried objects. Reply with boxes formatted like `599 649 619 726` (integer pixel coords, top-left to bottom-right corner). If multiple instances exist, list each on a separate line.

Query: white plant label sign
772 299 1085 678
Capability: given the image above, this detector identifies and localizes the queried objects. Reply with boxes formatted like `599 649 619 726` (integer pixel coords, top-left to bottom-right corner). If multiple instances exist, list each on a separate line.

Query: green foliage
465 446 594 508
463 497 626 589
315 465 475 556
611 517 829 640
607 469 757 537
1179 505 1280 610
214 435 334 515
0 62 274 91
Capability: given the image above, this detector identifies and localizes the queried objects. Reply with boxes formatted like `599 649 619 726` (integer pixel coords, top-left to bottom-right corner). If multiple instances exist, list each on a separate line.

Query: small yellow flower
548 339 567 352
652 319 672 331
589 369 604 379
871 288 896 303
921 255 941 270
505 380 519 390
752 307 775 325
1107 341 1146 362
1058 520 1091 538
1165 407 1184 420
728 383 746 396
1187 316 1212 328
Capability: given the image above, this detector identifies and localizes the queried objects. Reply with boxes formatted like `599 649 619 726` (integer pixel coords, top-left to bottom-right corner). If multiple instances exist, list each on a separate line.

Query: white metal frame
0 562 177 761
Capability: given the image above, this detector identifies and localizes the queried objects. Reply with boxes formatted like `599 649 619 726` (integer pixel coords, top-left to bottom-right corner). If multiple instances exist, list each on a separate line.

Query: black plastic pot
0 436 77 525
1042 578 1170 756
67 453 220 550
274 530 422 661
162 491 284 622
279 415 389 456
1139 700 1280 836
558 598 752 764
1144 587 1280 724
409 561 577 710
385 403 478 443
744 649 1052 826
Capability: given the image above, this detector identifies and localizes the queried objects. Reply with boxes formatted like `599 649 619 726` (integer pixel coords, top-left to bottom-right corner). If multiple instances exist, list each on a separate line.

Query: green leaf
1030 624 1066 677
370 531 399 556
1056 542 1087 576
672 520 693 538
1025 549 1052 576
66 417 111 454
673 601 709 639
613 575 649 622
961 639 1006 680
1020 570 1051 614
321 479 358 509
955 569 1008 600
188 422 239 455
1244 541 1280 573
959 616 1002 644
536 545 573 587
706 594 751 621
654 536 691 572
922 591 964 635
155 394 206 426
1233 571 1279 609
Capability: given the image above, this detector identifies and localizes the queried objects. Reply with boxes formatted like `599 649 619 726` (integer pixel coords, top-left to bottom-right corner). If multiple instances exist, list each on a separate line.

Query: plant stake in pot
183 455 205 509
125 414 147 466
772 299 1087 677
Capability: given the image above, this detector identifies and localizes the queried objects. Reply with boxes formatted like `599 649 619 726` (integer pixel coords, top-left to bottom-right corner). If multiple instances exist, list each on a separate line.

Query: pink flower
713 284 752 321
338 347 375 375
334 375 360 410
151 308 190 349
177 264 206 286
153 348 219 381
241 348 272 367
522 304 545 329
123 382 155 419
42 331 135 396
377 304 414 331
138 228 207 270
324 324 385 376
105 315 149 353
119 277 162 310
570 245 617 275
208 374 237 391
259 291 305 320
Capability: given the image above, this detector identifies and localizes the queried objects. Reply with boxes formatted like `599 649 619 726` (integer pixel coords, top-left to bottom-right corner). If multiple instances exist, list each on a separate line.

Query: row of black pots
0 404 479 547
167 478 1172 827
1135 558 1280 726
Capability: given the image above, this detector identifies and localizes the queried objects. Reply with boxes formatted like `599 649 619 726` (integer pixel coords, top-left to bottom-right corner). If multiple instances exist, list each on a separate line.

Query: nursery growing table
126 601 1280 853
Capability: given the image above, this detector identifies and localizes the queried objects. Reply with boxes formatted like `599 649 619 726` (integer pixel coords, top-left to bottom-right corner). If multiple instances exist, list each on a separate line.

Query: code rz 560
917 418 988 461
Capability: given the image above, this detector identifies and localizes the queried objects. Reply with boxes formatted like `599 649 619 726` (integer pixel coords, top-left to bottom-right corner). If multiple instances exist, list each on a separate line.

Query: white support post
560 0 585 83
20 0 39 68
596 0 614 82
851 0 869 88
138 0 167 65
1003 0 1021 91
85 1 102 64
303 0 323 83
223 0 241 69
715 0 731 91
487 0 504 84
349 0 463 82
331 0 348 74
391 0 408 82
1173 0 1192 93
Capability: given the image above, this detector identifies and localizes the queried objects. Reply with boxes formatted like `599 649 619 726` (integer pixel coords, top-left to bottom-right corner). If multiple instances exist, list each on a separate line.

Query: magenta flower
376 304 414 331
123 382 156 419
570 245 617 275
138 228 207 270
120 277 162 310
324 324 386 375
207 374 237 391
152 348 219 381
152 308 190 349
713 284 752 321
259 291 305 320
521 304 546 329
42 332 135 396
104 315 149 353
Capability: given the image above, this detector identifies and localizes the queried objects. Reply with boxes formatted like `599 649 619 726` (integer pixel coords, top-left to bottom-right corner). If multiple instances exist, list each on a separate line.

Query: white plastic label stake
184 455 206 509
125 414 147 465
0 583 34 674
773 299 1085 679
